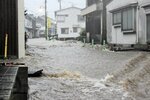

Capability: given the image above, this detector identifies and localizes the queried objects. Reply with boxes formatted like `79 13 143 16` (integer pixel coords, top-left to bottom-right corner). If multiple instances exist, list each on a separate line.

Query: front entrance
147 14 150 43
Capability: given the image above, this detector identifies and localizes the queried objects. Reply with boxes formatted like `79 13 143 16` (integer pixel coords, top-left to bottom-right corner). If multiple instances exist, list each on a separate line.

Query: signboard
47 17 51 29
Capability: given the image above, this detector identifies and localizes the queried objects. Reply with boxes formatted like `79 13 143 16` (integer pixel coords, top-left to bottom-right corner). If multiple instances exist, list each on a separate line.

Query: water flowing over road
19 38 150 100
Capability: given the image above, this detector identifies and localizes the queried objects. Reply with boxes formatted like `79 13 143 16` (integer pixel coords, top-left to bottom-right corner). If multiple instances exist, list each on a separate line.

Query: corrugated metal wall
86 11 101 43
0 0 18 58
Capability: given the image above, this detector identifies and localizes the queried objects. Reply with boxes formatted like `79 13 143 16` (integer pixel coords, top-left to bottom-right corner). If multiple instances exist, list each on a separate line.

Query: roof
55 7 81 13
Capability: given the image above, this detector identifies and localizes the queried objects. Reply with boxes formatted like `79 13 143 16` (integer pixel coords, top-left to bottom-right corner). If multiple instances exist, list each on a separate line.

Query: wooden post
4 34 8 59
86 32 90 43
92 39 94 48
83 38 86 47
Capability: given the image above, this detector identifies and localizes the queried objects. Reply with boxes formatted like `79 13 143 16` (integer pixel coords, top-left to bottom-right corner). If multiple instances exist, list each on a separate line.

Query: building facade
25 14 37 38
55 7 85 39
82 0 112 44
82 0 101 43
47 17 56 35
107 0 150 49
36 16 45 37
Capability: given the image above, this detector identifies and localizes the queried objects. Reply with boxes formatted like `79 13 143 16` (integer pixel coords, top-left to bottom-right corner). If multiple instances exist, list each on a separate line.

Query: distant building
25 14 37 38
36 16 45 37
55 7 85 39
47 18 57 37
81 0 112 44
107 0 150 50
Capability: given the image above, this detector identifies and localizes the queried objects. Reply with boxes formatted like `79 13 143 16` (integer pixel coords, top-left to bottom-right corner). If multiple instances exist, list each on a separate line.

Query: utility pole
58 0 62 10
45 0 48 40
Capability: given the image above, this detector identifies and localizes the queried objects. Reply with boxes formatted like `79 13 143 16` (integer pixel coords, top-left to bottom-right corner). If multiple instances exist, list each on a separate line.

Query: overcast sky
25 0 86 19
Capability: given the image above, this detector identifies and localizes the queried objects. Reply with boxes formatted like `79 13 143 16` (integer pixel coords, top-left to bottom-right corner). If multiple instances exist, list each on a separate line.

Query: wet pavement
19 38 142 100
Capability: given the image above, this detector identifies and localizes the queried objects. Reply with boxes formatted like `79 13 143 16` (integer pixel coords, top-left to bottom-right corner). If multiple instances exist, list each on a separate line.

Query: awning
109 2 138 12
142 2 150 14
81 2 103 16
142 3 150 8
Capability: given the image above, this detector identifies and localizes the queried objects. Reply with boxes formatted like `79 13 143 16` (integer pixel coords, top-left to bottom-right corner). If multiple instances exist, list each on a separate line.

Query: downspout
101 10 103 44
136 5 139 44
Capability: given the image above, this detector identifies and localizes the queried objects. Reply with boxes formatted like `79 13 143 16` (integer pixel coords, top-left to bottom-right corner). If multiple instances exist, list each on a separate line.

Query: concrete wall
56 7 85 38
107 0 150 45
18 0 25 58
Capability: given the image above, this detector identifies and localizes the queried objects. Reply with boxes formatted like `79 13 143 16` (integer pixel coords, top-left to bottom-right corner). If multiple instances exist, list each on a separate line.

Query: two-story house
55 7 85 39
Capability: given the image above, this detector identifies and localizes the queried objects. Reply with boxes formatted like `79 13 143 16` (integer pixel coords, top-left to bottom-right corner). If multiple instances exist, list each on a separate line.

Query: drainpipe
100 10 103 44
136 5 139 44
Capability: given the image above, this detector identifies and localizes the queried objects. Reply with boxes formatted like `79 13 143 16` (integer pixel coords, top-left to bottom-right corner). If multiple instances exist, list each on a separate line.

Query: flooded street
19 38 149 100
1 0 150 100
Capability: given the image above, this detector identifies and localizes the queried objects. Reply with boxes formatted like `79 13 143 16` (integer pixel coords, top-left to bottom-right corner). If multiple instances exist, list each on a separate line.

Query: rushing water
20 38 141 100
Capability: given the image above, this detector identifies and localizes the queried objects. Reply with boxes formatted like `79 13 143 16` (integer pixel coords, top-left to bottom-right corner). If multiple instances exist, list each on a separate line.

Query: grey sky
25 0 86 19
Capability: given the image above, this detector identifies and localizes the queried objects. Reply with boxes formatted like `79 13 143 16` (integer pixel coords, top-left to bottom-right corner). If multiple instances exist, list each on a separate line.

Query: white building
36 16 45 37
107 0 150 49
25 14 37 38
55 7 85 39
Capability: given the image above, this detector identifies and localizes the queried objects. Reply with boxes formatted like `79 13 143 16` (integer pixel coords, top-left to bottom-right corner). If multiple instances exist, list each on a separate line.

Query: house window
61 28 69 34
78 15 85 22
73 27 78 33
122 8 135 31
57 15 65 22
113 11 121 25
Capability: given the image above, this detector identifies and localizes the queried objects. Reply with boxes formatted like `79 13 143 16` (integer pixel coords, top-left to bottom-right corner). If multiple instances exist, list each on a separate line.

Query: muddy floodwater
18 38 150 100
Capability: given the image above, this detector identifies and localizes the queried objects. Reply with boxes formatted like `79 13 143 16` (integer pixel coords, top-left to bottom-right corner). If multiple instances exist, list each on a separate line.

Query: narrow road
25 38 138 79
19 38 141 100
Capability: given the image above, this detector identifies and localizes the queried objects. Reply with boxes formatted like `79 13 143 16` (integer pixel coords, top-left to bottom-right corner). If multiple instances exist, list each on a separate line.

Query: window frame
73 27 78 33
112 6 136 33
61 28 69 34
57 15 66 22
112 11 121 26
78 15 85 22
121 7 136 32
